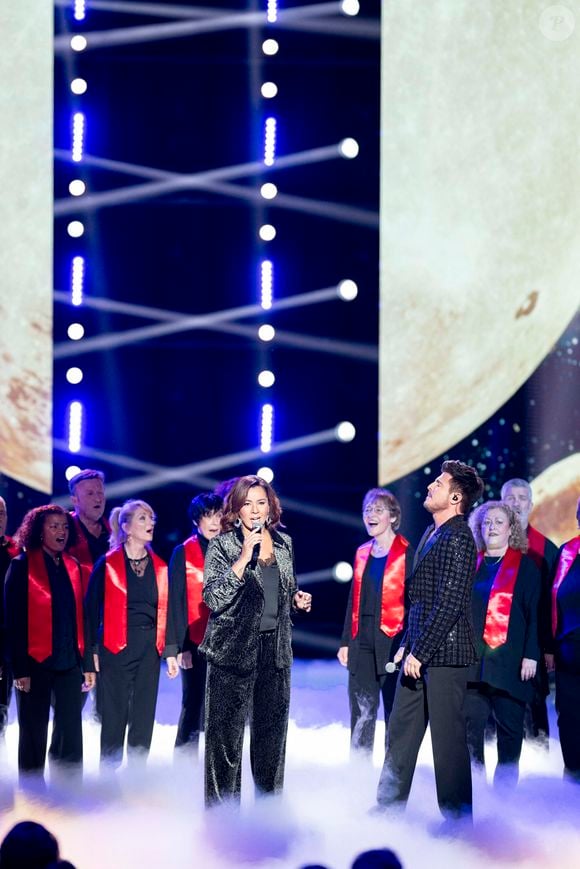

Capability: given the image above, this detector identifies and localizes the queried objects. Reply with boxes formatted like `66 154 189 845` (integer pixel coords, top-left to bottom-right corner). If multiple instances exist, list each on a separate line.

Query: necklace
484 553 504 565
127 552 149 577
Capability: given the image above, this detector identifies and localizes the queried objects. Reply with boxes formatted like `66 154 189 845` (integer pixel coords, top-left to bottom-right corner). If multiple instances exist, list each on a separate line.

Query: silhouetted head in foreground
351 848 403 869
0 821 76 869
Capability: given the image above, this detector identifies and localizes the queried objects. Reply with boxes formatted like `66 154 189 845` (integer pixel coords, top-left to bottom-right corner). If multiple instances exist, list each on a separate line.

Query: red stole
351 535 409 639
104 546 168 655
69 514 111 564
551 536 580 637
68 515 111 593
4 536 20 559
27 549 85 663
478 547 522 649
526 525 547 571
183 536 210 645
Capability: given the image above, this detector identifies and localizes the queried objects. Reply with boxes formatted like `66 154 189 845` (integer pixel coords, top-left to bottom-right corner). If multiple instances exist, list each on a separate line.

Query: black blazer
200 528 298 675
469 553 540 702
404 515 478 667
340 538 414 675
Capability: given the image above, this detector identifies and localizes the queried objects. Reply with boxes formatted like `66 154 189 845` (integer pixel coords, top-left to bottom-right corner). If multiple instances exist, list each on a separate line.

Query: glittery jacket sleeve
202 535 247 615
409 518 477 667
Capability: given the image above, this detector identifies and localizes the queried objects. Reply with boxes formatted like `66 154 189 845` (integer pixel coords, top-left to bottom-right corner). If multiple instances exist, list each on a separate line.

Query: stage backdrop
0 2 53 493
379 0 580 544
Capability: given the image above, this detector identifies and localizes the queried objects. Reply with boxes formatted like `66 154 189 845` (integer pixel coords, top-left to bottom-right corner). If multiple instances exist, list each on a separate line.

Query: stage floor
0 660 578 869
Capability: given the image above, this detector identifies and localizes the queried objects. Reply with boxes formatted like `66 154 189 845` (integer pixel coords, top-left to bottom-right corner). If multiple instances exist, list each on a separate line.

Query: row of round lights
254 3 360 486
64 1 89 479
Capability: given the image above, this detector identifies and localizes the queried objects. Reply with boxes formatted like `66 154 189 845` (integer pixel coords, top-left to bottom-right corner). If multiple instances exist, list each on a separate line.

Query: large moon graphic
0 6 53 494
379 1 580 484
531 453 580 547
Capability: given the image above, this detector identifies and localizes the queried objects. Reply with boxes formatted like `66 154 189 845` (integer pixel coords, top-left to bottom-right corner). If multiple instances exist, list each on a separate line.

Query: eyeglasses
363 505 389 517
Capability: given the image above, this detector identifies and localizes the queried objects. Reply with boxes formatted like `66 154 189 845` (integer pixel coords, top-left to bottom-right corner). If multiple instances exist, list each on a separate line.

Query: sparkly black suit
200 527 298 806
377 515 477 818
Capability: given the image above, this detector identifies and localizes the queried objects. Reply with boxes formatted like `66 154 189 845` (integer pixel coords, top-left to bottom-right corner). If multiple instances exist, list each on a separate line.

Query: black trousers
464 683 526 786
16 662 83 777
523 660 550 744
175 647 207 750
99 626 161 767
377 666 472 818
555 669 580 777
204 631 291 806
0 661 13 734
349 618 397 754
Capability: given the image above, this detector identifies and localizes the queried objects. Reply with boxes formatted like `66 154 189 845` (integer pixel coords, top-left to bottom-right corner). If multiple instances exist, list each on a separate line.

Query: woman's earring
265 515 271 527
234 517 242 528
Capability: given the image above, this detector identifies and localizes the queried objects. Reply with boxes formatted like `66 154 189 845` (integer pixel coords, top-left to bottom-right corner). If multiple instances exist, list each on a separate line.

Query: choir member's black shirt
471 557 502 659
45 553 78 670
78 518 110 564
127 555 158 629
360 554 387 617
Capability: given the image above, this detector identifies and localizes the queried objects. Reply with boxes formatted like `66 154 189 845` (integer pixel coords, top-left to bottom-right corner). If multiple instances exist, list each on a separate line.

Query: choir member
5 506 94 781
546 496 580 781
85 500 178 767
465 501 540 786
168 492 222 753
337 488 413 755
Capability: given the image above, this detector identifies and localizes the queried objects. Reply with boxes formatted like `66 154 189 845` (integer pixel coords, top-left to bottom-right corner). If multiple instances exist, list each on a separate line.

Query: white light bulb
335 421 356 442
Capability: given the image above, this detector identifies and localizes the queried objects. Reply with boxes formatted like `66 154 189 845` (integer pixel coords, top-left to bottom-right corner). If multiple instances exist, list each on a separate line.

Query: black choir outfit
67 514 110 719
549 535 580 780
525 525 559 743
464 550 540 784
4 550 90 778
377 516 477 818
167 534 210 751
85 547 176 766
340 535 413 754
200 527 299 806
0 534 20 735
67 514 111 587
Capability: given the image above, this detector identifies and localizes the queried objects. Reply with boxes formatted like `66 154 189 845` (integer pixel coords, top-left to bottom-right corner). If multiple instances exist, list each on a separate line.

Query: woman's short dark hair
441 460 484 514
14 505 72 551
362 488 402 531
221 475 282 532
188 492 223 525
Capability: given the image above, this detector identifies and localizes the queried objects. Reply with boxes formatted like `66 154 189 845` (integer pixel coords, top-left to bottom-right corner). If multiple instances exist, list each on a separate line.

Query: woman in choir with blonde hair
85 499 178 767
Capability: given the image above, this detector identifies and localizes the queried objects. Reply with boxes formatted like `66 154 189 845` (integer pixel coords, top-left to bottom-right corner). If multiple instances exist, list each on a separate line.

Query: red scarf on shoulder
3 536 20 559
526 525 548 570
477 547 522 649
351 534 409 639
183 536 210 645
27 549 85 662
104 546 168 655
68 514 112 593
551 536 580 637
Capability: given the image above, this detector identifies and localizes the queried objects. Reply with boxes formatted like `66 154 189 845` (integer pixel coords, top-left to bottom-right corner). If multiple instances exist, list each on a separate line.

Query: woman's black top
259 561 280 632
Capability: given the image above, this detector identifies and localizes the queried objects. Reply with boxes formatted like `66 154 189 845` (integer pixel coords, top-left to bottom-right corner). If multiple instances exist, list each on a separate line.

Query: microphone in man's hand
385 661 401 674
250 520 262 566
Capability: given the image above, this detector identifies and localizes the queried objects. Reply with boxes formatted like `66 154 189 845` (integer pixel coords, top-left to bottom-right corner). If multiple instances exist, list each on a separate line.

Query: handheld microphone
385 661 400 674
250 521 262 566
